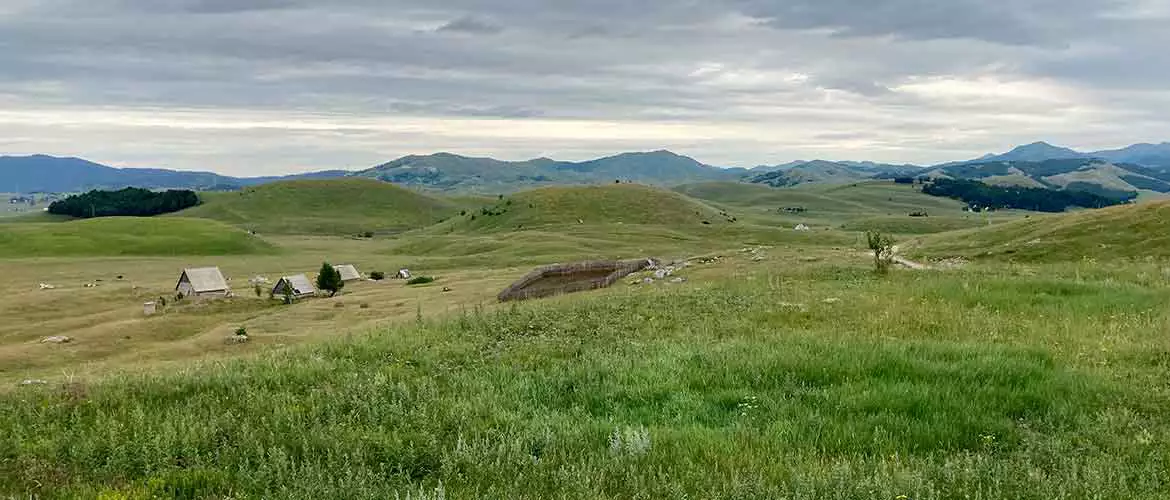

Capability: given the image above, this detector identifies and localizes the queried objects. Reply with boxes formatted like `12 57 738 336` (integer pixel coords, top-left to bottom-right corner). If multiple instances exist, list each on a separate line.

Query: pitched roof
278 274 316 295
178 267 229 293
334 264 362 282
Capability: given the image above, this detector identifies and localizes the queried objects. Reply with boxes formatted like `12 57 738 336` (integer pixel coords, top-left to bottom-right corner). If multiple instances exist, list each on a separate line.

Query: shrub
369 271 386 281
361 231 375 239
234 327 247 337
866 231 895 274
407 276 435 286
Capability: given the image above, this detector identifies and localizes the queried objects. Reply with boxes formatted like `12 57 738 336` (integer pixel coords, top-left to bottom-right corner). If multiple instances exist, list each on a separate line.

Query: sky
1 0 1168 175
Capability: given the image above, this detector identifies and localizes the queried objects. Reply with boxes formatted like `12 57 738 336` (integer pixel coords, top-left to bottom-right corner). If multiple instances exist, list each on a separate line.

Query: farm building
175 267 230 298
334 264 362 282
273 274 316 299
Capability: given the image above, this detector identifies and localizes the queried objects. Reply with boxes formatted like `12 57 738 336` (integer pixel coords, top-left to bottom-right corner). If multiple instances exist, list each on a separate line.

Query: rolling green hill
677 181 967 215
355 151 745 193
177 178 457 235
911 201 1170 262
0 217 275 257
436 184 737 233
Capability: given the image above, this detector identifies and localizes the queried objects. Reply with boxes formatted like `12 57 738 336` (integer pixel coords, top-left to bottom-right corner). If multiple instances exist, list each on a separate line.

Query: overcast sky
1 0 1168 175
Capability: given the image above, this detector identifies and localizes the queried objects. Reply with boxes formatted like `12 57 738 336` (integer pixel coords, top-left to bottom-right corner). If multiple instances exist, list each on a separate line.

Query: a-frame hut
175 267 230 298
272 274 316 299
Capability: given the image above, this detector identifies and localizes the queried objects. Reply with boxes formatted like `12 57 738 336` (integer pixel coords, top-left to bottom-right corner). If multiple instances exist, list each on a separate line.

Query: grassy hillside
178 179 457 235
437 184 736 233
677 181 965 214
911 201 1170 261
0 217 275 257
3 263 1169 498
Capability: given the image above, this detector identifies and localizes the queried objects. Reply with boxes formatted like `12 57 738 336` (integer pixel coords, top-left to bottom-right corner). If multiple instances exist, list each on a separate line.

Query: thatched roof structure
273 274 316 298
176 267 230 297
334 264 362 282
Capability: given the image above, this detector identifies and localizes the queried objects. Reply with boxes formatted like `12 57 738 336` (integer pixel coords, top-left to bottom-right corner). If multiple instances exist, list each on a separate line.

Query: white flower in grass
609 426 652 456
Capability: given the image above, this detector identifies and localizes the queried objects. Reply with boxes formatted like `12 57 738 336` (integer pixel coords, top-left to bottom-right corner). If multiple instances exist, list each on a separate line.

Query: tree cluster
921 179 1133 213
48 188 200 218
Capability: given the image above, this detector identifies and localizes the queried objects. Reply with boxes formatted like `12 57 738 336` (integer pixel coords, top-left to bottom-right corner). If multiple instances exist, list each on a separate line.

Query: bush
407 276 435 286
369 271 386 281
866 231 895 274
234 327 247 337
361 231 375 239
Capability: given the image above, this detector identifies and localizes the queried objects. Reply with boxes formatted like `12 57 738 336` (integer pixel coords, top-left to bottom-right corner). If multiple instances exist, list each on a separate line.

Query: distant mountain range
4 141 1170 194
0 155 347 193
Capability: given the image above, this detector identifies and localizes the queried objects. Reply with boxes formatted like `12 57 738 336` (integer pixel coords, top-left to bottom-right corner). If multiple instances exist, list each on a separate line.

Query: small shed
175 267 230 298
334 264 362 282
273 274 316 299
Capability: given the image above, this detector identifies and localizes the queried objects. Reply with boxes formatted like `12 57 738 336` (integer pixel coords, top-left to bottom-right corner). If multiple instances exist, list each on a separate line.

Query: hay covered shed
273 274 316 299
175 267 230 298
334 264 362 282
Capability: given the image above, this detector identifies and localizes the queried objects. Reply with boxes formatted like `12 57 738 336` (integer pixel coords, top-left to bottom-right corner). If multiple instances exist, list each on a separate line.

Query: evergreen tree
316 262 344 297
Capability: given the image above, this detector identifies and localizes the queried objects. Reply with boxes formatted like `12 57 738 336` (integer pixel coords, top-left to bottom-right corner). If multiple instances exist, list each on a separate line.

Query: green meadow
2 179 1169 498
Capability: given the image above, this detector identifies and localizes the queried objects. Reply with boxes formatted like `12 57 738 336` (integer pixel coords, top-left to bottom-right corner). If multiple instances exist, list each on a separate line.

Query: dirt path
890 246 931 270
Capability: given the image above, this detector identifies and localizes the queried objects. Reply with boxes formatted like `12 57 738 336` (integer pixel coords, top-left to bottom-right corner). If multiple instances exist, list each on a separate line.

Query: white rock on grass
40 336 72 344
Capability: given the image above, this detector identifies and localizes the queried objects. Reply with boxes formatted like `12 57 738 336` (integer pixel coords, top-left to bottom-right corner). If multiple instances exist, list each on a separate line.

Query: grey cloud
732 0 1116 45
437 16 504 34
0 0 1167 174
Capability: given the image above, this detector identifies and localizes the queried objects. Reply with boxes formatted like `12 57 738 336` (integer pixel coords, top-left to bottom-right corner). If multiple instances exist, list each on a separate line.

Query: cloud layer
1 0 1167 174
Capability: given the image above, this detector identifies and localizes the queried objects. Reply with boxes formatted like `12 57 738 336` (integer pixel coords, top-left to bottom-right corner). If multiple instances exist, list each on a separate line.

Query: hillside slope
178 178 457 235
0 217 275 257
921 159 1170 197
911 201 1170 262
436 184 736 233
677 181 967 215
356 151 743 192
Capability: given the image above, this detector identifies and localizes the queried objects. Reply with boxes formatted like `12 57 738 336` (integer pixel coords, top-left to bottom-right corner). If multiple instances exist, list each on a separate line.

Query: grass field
910 200 1170 262
176 179 458 236
675 181 1011 235
3 181 1170 498
436 184 736 233
0 217 275 257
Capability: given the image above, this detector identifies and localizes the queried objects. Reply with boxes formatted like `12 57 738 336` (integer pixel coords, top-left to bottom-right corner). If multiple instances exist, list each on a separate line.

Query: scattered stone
41 336 72 344
38 283 56 290
654 268 672 280
777 302 808 312
642 277 655 285
20 379 48 386
795 224 811 232
396 269 412 280
442 287 453 293
225 335 250 345
822 297 841 304
669 277 687 284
